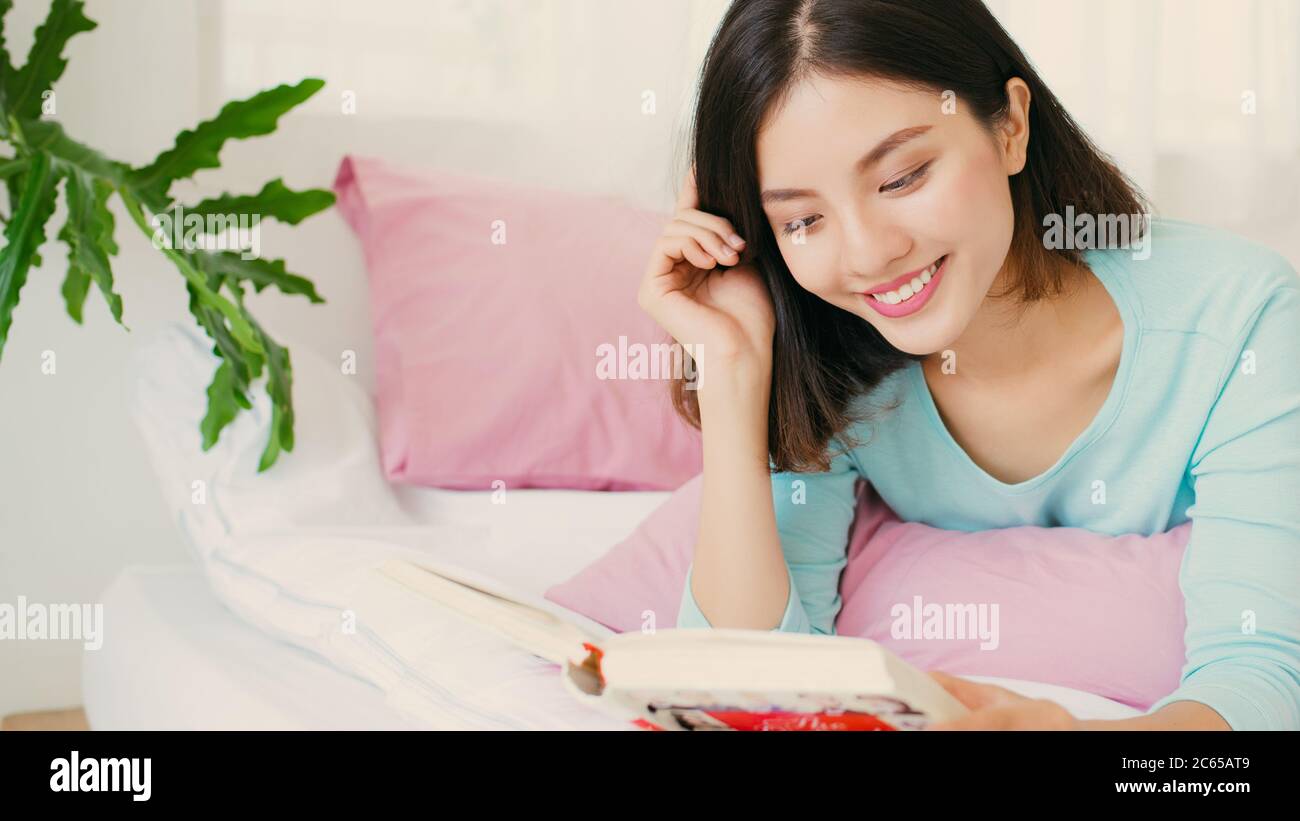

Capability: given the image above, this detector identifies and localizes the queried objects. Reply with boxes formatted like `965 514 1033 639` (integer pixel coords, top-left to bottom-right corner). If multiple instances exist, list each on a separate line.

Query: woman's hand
924 671 1080 730
637 165 775 373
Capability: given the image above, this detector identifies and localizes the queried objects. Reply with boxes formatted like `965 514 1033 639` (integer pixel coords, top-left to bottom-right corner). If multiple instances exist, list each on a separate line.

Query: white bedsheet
106 322 1139 730
84 565 420 730
84 467 672 730
85 563 1139 728
85 479 673 730
177 488 674 730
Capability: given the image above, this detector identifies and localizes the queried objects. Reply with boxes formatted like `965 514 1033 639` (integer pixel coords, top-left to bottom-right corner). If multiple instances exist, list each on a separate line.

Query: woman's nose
839 215 910 281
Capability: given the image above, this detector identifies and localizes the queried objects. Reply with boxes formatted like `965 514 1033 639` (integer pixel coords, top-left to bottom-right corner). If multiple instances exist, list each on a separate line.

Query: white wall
0 0 378 716
0 0 198 716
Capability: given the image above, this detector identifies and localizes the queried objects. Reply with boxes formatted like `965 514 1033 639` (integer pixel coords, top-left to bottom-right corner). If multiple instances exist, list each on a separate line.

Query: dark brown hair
668 0 1150 473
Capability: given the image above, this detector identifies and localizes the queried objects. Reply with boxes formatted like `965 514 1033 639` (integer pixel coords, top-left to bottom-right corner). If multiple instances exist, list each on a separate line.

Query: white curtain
984 0 1300 246
208 0 729 210
212 0 1300 257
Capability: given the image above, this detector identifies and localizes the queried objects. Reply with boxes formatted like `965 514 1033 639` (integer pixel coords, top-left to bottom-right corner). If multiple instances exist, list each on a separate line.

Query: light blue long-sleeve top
677 217 1300 730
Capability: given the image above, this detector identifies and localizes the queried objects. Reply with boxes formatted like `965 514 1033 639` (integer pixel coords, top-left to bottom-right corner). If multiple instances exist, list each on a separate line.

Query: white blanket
127 322 666 729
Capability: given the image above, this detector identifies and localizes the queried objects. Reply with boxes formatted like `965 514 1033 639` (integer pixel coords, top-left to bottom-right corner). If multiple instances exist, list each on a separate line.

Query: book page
376 558 612 665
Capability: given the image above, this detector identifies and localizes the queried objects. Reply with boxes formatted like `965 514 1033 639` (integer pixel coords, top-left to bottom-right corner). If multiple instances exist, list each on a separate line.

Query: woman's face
755 73 1029 355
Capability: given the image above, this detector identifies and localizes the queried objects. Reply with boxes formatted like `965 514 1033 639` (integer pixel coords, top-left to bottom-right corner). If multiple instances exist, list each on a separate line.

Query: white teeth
869 256 942 306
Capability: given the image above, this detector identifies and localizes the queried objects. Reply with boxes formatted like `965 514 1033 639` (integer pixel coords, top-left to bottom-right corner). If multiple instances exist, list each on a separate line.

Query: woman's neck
925 257 1109 384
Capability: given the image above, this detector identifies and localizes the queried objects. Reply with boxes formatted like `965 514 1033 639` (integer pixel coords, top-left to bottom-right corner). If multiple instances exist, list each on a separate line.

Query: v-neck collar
906 248 1140 496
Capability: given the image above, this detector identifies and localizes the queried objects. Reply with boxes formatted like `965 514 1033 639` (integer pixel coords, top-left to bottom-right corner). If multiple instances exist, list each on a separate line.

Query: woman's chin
885 334 950 357
862 310 962 356
835 280 969 355
873 285 974 356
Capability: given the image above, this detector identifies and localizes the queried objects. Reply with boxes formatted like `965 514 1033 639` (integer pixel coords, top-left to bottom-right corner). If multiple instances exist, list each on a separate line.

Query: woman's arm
678 356 862 634
681 354 792 630
926 673 1233 729
1143 275 1300 730
1079 701 1230 730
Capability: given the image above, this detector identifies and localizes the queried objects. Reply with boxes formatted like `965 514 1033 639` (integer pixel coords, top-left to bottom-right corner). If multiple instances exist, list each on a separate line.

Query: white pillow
126 321 412 541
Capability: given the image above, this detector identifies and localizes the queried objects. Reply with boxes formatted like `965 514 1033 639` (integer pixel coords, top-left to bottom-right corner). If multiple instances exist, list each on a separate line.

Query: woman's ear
998 77 1032 175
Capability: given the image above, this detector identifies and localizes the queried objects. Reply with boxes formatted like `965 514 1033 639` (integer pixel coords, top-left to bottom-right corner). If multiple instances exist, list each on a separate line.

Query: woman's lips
861 254 947 318
864 256 942 295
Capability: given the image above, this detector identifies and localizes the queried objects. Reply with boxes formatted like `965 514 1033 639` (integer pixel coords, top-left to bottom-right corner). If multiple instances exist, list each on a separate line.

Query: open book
376 558 969 731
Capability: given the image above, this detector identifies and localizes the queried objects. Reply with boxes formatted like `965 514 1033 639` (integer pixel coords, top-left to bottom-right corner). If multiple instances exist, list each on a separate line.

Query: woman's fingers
664 219 739 266
641 167 767 360
676 235 720 271
674 208 746 254
645 234 715 280
927 671 1022 710
639 247 720 345
927 700 1078 731
673 166 747 253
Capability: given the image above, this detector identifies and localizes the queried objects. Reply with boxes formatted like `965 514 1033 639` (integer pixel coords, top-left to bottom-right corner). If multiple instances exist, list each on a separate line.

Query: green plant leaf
117 185 263 356
0 150 58 360
5 0 95 121
23 118 126 181
185 279 261 396
187 254 263 383
185 272 269 454
131 78 325 206
187 178 335 227
22 118 170 212
59 168 123 326
4 170 20 222
59 253 88 321
0 0 19 116
258 403 285 469
200 359 248 450
222 281 294 471
198 249 325 304
0 1 16 94
0 157 26 179
252 321 294 471
0 2 325 474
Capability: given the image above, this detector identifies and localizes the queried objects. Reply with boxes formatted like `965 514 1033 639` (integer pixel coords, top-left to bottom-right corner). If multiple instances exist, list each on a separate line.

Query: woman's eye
780 214 820 237
779 162 933 239
880 160 933 193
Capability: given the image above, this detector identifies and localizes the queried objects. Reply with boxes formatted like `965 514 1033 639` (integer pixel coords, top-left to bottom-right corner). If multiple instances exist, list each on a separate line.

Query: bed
82 489 1141 730
84 564 420 730
93 321 1146 730
84 559 1142 729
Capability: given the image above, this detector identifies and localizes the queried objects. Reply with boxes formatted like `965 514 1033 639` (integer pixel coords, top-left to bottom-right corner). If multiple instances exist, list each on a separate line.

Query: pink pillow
333 156 701 490
544 474 1189 711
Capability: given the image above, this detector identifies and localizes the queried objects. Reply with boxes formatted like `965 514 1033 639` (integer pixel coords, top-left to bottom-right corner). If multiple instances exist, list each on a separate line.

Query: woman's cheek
961 155 1016 241
783 245 837 298
787 265 830 300
924 162 993 240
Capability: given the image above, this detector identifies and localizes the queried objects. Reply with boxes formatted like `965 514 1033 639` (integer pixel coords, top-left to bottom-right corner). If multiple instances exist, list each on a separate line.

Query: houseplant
0 0 334 470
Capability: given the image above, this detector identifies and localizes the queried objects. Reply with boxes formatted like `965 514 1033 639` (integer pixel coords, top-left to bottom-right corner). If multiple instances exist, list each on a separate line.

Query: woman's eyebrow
760 124 933 205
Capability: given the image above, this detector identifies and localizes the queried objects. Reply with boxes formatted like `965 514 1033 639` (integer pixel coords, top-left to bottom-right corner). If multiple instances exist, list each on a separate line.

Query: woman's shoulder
834 362 919 461
842 360 915 419
1093 217 1298 346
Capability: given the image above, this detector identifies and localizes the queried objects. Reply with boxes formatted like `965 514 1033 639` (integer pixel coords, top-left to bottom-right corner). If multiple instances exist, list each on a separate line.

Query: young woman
637 0 1299 730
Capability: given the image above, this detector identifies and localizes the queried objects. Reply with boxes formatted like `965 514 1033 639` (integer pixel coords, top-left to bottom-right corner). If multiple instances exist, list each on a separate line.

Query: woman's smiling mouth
861 254 947 318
